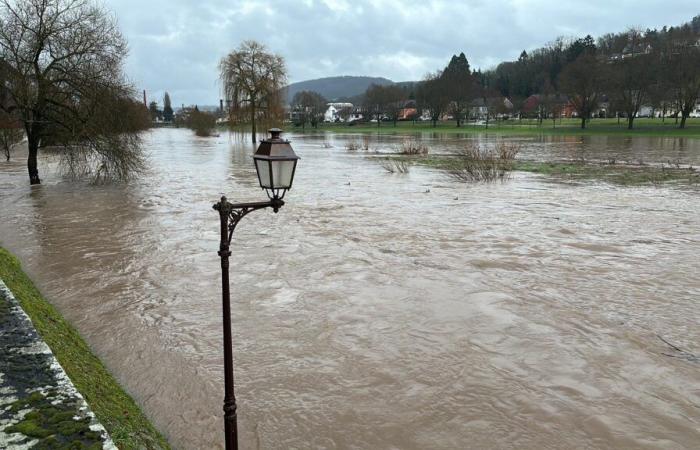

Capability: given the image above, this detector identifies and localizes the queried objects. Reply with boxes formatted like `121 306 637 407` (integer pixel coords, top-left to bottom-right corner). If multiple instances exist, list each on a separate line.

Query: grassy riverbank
289 117 700 138
0 248 170 449
384 155 700 186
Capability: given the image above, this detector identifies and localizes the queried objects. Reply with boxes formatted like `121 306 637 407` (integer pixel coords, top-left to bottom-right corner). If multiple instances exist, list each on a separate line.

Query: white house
324 103 353 122
691 100 700 118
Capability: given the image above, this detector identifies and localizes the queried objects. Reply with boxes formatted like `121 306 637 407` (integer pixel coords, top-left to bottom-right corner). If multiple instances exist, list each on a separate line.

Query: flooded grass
292 118 700 138
0 247 170 449
401 155 700 186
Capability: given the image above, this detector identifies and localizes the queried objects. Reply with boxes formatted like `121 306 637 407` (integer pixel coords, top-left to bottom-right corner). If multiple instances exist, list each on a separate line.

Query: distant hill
285 76 394 104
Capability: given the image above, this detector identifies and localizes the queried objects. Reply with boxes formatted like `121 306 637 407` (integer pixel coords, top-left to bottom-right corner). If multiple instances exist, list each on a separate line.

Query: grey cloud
108 0 699 105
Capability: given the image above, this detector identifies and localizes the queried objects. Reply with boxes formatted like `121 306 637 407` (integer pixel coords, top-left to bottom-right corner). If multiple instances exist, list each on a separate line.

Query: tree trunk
250 96 257 143
581 116 586 129
27 134 41 185
680 113 688 129
627 115 634 130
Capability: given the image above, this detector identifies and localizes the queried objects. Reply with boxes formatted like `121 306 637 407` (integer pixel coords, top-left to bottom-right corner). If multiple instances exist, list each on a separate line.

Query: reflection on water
1 129 699 449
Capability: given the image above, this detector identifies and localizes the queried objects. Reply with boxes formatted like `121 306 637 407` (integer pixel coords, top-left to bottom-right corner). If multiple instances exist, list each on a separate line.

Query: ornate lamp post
213 128 299 450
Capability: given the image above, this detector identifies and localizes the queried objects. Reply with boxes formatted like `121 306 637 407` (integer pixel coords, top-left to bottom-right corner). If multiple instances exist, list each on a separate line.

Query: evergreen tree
163 92 174 122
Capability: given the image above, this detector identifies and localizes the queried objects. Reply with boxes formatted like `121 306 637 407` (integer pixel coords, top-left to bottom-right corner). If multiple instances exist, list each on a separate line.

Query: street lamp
213 128 299 450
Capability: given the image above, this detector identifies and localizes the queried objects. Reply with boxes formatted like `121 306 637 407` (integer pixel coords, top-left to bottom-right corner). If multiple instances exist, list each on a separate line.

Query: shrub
345 139 360 151
398 138 428 155
186 110 217 137
448 141 520 182
362 135 371 151
380 159 410 174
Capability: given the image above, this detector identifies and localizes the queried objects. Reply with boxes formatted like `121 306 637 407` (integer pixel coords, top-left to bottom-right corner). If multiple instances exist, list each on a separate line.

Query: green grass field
0 247 170 449
289 117 700 138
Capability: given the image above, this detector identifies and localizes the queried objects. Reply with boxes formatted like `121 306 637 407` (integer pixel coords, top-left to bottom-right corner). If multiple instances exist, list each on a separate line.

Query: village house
324 102 354 122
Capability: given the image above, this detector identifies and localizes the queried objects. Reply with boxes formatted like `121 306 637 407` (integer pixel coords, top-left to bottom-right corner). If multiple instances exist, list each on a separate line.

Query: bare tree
291 90 326 129
0 110 21 160
558 54 602 129
605 53 655 129
363 84 388 127
219 40 287 142
0 0 146 184
416 72 449 127
665 43 700 129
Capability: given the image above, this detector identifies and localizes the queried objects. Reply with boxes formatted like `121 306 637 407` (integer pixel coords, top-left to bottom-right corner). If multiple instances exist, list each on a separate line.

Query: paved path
0 280 116 449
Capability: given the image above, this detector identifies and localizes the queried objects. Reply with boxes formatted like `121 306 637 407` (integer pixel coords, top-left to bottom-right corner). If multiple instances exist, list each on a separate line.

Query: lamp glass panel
271 160 296 189
254 158 272 188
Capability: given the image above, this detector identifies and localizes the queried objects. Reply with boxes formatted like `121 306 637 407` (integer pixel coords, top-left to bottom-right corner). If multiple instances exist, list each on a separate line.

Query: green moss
7 420 53 438
0 247 170 449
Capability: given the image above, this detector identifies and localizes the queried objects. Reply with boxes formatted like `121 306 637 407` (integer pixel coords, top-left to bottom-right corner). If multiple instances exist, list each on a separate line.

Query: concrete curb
0 279 117 449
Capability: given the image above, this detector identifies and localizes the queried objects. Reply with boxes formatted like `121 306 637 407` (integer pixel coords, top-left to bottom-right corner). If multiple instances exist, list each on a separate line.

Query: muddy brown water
1 129 699 449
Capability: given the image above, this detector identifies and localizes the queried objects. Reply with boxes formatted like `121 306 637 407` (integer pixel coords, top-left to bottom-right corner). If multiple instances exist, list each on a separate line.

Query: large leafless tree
0 0 146 184
416 72 449 128
606 54 654 129
558 54 602 129
291 90 326 129
665 43 700 129
219 40 287 143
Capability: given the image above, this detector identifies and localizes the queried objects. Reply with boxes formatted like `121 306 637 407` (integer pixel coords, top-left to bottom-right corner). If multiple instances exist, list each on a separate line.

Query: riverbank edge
276 118 700 138
0 247 170 449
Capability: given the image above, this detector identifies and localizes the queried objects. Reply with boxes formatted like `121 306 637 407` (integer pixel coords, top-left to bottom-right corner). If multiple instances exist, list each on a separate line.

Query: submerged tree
0 0 147 184
186 109 216 137
0 110 21 160
219 40 287 143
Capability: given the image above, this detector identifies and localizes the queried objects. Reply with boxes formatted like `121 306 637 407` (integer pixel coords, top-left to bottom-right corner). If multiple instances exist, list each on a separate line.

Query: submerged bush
345 136 371 152
448 141 520 182
186 110 217 137
398 138 429 155
345 139 360 151
362 135 371 151
380 158 410 174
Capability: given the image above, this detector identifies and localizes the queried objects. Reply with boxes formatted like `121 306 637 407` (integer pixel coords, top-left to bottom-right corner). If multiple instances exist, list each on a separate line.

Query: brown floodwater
1 129 699 449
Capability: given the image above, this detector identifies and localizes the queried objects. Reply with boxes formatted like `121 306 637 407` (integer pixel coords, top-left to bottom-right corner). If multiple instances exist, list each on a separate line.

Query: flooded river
1 129 699 449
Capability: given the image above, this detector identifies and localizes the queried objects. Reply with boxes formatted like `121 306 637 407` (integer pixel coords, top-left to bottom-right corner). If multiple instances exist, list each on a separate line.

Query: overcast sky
108 0 699 106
